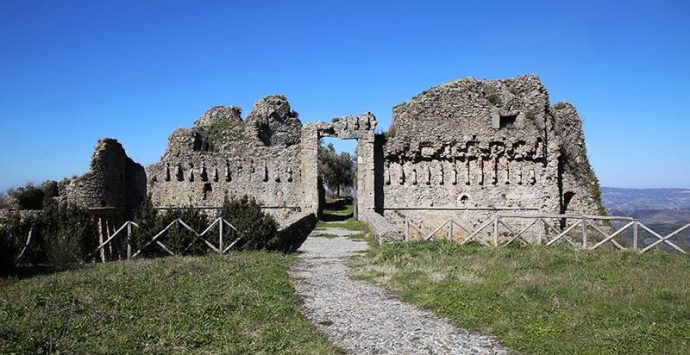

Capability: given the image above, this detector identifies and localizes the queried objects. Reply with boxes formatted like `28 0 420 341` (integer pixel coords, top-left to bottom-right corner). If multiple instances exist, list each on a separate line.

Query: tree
318 143 356 197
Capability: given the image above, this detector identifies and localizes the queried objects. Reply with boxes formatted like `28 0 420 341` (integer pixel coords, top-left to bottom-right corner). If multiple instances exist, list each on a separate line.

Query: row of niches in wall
383 159 550 187
150 162 297 184
386 138 547 162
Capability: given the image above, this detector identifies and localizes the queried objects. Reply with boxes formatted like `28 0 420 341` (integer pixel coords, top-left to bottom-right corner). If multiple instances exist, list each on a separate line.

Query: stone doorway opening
318 137 358 221
303 113 377 221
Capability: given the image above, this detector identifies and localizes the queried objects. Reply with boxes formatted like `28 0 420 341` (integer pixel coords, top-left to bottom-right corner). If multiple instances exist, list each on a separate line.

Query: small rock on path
290 227 510 354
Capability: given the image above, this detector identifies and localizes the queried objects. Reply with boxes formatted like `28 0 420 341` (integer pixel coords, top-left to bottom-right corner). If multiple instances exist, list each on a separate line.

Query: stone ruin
48 75 603 240
56 139 146 210
378 75 603 235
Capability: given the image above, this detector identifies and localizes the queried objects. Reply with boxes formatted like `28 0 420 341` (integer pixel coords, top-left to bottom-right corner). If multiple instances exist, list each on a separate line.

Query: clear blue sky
1 0 688 191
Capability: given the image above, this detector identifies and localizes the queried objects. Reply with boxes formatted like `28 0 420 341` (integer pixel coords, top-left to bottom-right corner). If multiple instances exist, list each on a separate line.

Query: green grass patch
348 233 378 249
317 197 358 230
199 119 248 150
354 241 690 354
323 203 353 217
315 219 364 231
0 253 338 354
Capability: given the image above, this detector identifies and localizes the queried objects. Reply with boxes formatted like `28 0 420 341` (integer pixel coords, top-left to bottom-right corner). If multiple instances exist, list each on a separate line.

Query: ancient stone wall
551 102 604 216
59 138 146 210
378 75 602 238
49 75 602 240
145 96 306 219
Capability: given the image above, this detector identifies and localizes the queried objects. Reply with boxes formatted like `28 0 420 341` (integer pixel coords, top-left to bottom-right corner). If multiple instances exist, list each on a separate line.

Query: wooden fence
403 213 688 253
87 217 242 262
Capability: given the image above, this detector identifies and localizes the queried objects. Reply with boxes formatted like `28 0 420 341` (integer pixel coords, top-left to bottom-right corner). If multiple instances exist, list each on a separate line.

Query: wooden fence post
126 222 132 260
97 217 105 263
493 216 499 247
448 220 453 241
105 220 112 260
14 224 34 264
219 218 224 255
405 219 410 241
633 221 638 251
582 218 588 249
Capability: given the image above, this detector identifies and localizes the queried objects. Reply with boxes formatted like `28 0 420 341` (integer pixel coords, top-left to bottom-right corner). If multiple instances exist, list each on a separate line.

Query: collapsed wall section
59 138 146 210
551 102 604 216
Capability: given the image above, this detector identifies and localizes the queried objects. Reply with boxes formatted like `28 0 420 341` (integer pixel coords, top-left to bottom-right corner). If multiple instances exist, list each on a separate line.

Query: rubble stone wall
54 75 602 240
378 75 602 239
59 139 146 210
145 96 306 219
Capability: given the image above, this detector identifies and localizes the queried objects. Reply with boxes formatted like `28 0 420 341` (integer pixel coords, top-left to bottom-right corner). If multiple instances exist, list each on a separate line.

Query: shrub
40 180 59 200
0 192 9 209
155 206 209 255
0 203 96 269
0 223 19 275
10 185 44 210
131 195 159 257
43 229 83 269
40 201 97 269
219 196 278 250
132 196 209 257
0 212 42 266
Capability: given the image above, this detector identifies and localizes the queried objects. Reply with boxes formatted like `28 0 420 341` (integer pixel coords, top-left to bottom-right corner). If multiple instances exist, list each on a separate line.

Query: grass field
0 253 339 354
354 241 690 354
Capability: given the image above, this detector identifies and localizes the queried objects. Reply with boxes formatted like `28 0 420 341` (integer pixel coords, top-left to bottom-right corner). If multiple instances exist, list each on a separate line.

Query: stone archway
301 113 377 220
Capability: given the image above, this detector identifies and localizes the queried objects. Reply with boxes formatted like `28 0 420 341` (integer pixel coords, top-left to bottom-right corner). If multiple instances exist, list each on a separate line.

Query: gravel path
290 227 510 354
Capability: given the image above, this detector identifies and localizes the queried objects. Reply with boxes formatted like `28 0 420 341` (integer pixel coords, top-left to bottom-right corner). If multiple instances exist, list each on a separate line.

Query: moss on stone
198 119 248 150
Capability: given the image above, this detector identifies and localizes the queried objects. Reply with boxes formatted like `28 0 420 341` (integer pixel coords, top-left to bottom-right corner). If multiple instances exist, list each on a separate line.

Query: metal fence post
219 218 224 255
126 221 132 260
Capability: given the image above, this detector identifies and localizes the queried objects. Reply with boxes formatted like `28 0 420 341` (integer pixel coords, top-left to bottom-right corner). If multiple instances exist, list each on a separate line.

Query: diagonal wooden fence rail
87 217 243 261
403 213 688 254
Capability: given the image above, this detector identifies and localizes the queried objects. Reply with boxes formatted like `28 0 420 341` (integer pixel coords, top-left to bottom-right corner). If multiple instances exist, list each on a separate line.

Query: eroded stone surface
54 75 602 235
380 75 601 240
291 230 509 354
58 138 145 209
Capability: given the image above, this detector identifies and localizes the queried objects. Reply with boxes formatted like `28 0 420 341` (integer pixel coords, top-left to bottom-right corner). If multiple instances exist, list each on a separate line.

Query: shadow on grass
321 197 354 222
0 264 60 286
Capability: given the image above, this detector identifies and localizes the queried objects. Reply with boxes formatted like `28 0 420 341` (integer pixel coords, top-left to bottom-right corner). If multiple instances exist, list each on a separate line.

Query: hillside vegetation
0 253 338 354
355 242 690 354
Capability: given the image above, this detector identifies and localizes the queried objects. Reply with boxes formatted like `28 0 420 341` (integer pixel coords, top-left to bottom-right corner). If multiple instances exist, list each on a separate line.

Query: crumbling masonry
56 75 603 239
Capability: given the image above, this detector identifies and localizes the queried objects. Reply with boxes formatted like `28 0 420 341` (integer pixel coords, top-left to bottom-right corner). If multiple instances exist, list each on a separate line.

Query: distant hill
602 187 690 213
601 187 690 250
